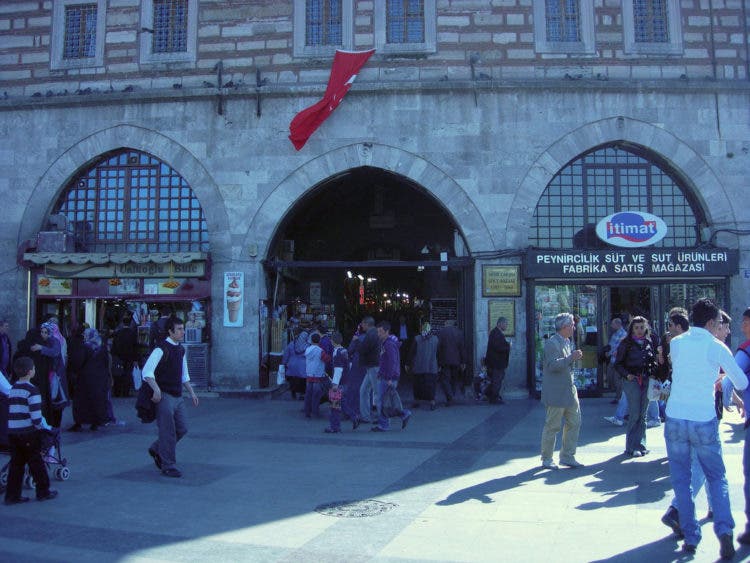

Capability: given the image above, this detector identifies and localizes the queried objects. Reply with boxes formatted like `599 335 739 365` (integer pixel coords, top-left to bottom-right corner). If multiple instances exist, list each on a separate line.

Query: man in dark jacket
438 320 465 402
485 317 511 404
357 317 381 423
112 314 139 397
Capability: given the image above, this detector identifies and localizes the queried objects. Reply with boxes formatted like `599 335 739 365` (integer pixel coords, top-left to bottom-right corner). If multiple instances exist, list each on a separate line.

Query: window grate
545 0 581 42
55 149 209 253
306 0 343 46
153 0 188 53
386 0 424 44
63 3 97 59
531 145 701 249
633 0 669 43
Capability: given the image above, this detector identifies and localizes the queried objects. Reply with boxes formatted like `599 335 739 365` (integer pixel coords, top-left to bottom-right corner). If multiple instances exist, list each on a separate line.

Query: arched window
53 148 208 253
530 143 703 249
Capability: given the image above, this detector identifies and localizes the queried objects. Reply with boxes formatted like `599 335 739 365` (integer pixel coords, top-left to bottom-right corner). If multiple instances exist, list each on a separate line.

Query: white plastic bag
647 378 661 402
276 364 286 386
332 366 343 385
132 365 142 391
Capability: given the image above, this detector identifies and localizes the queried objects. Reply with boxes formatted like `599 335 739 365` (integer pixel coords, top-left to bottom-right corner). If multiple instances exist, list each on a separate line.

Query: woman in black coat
15 325 63 426
68 328 110 431
614 316 661 457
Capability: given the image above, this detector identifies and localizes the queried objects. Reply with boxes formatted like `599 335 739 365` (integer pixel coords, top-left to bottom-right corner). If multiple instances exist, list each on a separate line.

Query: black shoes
719 533 735 560
37 490 58 502
148 447 163 470
661 506 683 537
161 467 182 478
737 529 750 545
4 496 30 505
352 417 361 430
67 423 82 432
682 543 696 554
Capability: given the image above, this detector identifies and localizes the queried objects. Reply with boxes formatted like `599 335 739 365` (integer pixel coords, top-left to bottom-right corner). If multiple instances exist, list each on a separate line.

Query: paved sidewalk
1 392 748 563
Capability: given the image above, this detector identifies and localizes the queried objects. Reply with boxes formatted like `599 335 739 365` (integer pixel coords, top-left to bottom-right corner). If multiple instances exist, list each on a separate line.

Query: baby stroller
0 427 71 492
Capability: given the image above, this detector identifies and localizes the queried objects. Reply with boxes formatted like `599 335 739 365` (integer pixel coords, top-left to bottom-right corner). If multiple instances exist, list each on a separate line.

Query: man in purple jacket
371 321 412 432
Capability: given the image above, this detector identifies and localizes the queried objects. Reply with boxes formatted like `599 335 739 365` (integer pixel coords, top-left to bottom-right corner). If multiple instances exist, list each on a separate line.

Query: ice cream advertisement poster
224 272 244 327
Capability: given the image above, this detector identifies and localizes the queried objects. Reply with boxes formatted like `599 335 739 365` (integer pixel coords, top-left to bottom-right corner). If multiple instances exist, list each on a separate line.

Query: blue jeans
623 379 649 452
615 391 661 424
304 380 324 418
665 417 734 545
744 424 750 529
670 448 712 511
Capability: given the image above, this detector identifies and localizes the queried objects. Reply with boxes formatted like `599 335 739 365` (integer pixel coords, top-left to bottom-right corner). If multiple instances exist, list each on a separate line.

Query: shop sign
36 275 72 296
488 300 515 336
595 211 667 248
527 249 739 279
224 272 244 327
482 265 521 297
43 261 206 278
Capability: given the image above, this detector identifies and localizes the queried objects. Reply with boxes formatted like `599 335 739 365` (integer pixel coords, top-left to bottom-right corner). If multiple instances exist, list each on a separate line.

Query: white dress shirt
666 326 748 422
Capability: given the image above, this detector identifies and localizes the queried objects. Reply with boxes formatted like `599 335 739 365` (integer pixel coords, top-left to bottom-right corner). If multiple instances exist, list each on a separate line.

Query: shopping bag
276 364 286 386
647 378 662 402
132 365 142 391
381 385 403 418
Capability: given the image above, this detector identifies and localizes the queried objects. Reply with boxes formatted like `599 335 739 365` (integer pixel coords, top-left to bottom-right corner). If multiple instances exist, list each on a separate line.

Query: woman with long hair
614 316 661 457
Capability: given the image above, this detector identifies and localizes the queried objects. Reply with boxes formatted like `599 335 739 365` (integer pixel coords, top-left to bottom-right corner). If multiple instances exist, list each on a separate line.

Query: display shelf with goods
534 284 599 395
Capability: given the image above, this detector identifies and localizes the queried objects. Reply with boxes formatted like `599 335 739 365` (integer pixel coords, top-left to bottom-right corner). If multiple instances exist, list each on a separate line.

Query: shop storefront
23 253 212 388
526 248 738 395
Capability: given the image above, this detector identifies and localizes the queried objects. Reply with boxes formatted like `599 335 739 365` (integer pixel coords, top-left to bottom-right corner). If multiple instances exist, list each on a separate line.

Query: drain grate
314 499 397 518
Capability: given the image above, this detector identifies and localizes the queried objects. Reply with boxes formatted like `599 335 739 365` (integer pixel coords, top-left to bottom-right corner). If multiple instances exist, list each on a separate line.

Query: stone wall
1 76 749 391
0 1 748 100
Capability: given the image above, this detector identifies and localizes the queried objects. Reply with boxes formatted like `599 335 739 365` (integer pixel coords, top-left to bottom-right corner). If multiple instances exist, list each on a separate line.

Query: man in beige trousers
540 312 584 470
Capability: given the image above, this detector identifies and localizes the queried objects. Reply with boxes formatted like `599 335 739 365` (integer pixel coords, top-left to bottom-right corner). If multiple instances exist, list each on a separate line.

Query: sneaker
646 420 661 428
625 450 643 458
661 506 682 537
638 447 650 456
719 533 735 560
542 459 559 470
560 457 584 468
161 467 182 478
604 416 624 427
36 490 58 502
682 543 696 554
401 410 412 430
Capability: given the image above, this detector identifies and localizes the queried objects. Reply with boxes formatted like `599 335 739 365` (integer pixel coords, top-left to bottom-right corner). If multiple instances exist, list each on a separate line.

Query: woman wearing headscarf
16 323 66 427
67 328 109 431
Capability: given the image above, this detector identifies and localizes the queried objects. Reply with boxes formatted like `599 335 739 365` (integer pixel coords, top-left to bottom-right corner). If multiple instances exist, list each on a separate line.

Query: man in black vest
142 316 199 478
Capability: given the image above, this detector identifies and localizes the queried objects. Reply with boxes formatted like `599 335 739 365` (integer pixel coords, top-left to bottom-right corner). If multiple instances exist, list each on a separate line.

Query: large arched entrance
263 165 474 377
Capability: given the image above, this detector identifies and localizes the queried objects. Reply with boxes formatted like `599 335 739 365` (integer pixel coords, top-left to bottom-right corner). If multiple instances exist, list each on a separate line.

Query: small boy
324 332 361 433
304 333 330 418
4 356 58 504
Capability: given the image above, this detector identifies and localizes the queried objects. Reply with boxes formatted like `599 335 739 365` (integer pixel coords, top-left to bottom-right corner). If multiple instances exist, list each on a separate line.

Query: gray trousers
359 366 380 422
151 392 188 470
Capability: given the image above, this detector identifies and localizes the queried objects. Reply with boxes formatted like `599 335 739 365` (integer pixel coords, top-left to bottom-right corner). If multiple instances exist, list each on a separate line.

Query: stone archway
18 124 230 250
506 116 735 248
243 142 494 260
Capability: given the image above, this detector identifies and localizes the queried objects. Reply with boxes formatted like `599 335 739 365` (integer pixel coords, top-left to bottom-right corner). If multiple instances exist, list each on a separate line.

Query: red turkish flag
289 49 375 150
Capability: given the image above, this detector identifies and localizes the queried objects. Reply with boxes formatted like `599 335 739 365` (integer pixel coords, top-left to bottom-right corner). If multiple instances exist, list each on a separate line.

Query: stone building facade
0 1 749 394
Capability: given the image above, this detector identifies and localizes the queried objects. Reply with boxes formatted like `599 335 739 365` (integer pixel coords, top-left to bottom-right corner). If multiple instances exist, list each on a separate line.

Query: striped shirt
8 381 47 433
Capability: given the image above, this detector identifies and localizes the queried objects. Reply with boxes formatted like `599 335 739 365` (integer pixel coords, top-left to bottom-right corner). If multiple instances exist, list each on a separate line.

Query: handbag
132 365 142 391
647 377 662 402
276 364 286 386
49 370 69 410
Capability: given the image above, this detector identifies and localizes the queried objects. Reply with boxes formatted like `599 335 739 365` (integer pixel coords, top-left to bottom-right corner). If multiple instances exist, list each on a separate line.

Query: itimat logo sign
595 211 668 248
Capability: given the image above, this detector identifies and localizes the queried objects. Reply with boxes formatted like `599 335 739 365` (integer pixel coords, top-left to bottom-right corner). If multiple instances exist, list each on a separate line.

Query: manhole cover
314 499 397 518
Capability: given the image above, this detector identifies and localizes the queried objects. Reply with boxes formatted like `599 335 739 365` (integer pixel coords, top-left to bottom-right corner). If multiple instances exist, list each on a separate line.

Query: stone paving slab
1 393 748 562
